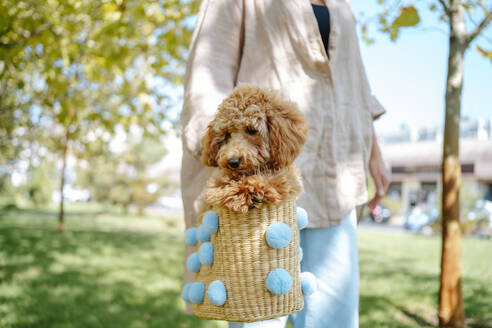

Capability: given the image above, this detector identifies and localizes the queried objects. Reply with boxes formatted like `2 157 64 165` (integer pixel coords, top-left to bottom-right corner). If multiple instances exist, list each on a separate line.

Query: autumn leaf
477 46 492 62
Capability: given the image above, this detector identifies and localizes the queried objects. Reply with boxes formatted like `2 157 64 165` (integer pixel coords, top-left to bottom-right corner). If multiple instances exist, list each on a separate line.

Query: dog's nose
227 158 241 169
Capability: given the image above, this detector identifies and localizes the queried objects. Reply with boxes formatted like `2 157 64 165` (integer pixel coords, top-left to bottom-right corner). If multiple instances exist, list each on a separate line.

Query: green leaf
392 5 421 28
0 0 200 180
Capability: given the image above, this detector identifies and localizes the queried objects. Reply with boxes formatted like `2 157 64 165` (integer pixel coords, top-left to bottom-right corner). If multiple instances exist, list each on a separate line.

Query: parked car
465 200 492 238
404 206 439 235
369 204 392 223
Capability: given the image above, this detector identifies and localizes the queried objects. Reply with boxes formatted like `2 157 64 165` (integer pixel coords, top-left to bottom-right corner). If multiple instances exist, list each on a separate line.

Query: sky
351 1 492 135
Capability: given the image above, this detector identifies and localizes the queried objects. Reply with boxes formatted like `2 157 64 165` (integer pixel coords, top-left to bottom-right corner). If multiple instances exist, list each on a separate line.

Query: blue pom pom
198 242 214 266
202 211 219 235
266 268 292 295
207 280 227 306
182 283 192 302
299 246 304 262
189 282 205 304
196 226 211 242
186 252 201 273
297 207 308 230
185 227 198 246
301 272 317 296
265 222 292 249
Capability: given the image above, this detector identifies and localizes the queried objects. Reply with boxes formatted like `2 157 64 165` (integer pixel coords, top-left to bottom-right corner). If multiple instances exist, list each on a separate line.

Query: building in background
380 118 492 218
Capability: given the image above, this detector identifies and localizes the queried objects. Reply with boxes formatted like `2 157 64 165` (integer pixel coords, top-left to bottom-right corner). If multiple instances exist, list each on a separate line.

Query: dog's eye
246 127 258 135
224 132 231 139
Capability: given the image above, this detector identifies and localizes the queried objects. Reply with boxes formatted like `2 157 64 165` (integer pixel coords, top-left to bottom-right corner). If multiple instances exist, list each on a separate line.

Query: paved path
358 217 408 234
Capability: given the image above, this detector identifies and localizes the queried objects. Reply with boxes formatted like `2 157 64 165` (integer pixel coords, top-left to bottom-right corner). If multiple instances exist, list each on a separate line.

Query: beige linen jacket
180 0 385 294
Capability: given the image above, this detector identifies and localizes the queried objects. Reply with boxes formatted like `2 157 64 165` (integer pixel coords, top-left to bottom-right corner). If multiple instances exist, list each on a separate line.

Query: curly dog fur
201 84 308 213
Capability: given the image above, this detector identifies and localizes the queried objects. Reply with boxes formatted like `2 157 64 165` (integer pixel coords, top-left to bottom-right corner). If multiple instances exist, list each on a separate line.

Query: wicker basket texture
193 199 303 322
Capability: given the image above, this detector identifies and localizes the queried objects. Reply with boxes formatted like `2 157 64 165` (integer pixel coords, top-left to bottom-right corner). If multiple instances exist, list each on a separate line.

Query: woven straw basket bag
188 198 304 322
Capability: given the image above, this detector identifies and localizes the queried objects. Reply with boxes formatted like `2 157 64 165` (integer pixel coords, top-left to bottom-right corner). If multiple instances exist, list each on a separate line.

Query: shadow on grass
358 243 492 328
0 219 215 328
2 211 490 328
359 294 436 327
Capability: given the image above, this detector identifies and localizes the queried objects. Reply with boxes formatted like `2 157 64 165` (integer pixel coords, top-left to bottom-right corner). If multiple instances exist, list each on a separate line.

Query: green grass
358 231 491 327
0 206 225 328
0 205 491 327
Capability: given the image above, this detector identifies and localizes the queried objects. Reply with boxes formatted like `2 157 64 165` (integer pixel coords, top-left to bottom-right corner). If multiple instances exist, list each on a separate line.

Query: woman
180 0 390 327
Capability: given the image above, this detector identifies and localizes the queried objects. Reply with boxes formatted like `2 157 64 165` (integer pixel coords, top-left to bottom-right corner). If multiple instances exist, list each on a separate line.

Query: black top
311 4 331 57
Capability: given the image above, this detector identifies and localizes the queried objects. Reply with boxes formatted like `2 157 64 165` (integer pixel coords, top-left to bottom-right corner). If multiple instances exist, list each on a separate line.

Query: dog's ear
266 100 308 168
201 124 220 167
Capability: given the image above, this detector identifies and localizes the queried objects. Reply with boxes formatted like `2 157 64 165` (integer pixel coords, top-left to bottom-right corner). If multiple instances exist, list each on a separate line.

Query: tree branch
466 10 492 46
438 0 450 15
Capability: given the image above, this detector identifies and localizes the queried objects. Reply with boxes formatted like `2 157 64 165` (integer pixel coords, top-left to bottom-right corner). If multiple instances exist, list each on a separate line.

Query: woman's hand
368 126 390 209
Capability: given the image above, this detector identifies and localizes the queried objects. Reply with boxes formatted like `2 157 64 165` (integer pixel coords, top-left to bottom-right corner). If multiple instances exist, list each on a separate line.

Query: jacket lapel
279 0 333 79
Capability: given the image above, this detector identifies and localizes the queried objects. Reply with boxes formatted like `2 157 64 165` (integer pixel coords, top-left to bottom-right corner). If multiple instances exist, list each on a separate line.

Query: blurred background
0 0 490 327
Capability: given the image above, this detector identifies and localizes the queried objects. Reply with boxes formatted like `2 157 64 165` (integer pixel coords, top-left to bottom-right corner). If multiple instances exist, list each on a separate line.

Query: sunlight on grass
0 206 225 328
0 206 490 327
358 231 492 327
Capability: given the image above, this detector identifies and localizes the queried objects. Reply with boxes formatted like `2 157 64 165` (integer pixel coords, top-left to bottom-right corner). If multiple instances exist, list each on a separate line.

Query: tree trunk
58 128 70 232
138 205 144 216
439 1 466 326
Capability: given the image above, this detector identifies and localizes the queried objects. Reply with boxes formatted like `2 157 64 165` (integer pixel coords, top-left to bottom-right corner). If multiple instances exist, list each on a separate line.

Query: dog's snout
227 158 241 169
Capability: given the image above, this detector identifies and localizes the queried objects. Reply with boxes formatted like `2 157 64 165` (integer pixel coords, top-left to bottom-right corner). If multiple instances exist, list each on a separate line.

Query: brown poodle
201 84 308 213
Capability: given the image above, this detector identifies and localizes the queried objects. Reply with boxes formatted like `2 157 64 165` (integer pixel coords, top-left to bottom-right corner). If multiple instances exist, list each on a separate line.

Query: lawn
0 205 490 328
358 230 491 327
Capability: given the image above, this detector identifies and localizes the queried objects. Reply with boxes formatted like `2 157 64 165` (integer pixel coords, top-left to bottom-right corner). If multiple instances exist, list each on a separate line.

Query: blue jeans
229 210 359 328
